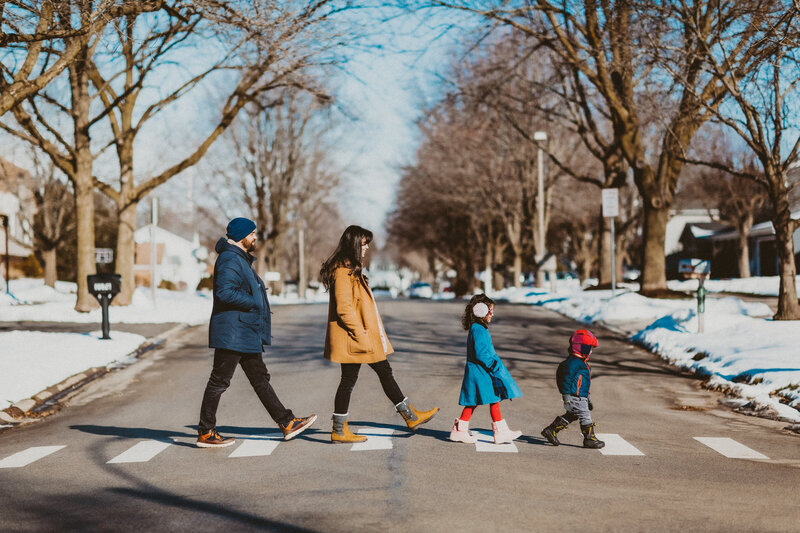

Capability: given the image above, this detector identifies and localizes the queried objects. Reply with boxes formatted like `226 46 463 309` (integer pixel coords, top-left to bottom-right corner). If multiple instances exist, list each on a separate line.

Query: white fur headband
473 302 489 318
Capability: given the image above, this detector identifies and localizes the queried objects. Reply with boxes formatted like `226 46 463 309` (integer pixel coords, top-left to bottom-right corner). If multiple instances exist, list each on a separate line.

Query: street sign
602 188 619 218
95 248 114 264
263 271 281 282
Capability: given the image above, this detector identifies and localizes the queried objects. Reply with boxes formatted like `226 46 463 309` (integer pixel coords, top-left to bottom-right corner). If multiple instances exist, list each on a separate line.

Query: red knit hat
570 329 598 357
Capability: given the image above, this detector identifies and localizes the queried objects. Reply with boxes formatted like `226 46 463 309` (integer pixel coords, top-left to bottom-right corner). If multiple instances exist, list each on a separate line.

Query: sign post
678 259 710 333
601 189 619 297
87 273 122 340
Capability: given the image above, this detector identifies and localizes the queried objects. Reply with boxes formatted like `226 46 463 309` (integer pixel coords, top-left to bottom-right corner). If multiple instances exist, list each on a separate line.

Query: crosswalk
0 432 776 469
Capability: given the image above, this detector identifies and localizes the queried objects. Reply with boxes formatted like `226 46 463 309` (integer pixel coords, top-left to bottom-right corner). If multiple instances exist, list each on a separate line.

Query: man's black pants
198 348 294 434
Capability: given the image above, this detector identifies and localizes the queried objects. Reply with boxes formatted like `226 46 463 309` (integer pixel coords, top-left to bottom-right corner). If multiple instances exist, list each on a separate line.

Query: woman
321 225 438 443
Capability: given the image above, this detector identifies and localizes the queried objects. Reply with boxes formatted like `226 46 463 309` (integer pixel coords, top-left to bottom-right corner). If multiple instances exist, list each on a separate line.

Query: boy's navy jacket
208 238 271 353
556 353 591 397
459 323 522 406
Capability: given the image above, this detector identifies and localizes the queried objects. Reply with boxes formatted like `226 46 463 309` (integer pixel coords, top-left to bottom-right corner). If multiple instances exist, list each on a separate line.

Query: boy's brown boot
541 415 570 446
581 423 605 449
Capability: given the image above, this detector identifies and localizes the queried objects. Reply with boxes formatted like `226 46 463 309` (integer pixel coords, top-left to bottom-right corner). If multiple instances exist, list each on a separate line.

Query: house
664 208 719 278
696 214 800 277
0 158 34 280
133 225 208 291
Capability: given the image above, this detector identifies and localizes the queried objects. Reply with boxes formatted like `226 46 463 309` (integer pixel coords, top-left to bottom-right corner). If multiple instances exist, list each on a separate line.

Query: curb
1 322 193 425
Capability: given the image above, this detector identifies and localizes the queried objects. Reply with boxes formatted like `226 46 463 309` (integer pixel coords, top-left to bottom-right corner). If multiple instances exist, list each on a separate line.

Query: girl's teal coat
459 323 522 406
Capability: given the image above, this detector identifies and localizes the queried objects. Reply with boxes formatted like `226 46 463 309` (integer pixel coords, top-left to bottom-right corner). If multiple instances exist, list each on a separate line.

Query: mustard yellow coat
324 267 394 364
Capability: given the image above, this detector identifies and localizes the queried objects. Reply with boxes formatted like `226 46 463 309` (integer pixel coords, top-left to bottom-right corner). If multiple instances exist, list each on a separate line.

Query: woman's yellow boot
395 398 439 430
331 413 367 443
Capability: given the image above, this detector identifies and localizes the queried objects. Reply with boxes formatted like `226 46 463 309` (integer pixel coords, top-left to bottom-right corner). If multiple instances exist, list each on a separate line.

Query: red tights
459 403 501 422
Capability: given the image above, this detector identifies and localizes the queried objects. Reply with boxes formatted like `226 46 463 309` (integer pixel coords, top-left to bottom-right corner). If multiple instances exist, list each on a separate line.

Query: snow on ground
491 280 800 423
0 330 145 411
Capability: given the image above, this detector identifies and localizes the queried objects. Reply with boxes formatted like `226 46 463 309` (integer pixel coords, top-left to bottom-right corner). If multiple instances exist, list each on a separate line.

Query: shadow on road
71 424 197 448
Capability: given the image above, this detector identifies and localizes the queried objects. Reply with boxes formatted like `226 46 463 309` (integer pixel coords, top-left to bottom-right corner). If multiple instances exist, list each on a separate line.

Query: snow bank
495 285 800 423
0 330 146 410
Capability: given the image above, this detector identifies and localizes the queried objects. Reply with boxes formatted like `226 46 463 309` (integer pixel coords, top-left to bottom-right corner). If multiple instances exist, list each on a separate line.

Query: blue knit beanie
226 217 256 242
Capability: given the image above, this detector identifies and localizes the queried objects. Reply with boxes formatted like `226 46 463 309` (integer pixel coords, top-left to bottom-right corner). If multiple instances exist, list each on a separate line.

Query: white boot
449 418 477 444
492 419 522 444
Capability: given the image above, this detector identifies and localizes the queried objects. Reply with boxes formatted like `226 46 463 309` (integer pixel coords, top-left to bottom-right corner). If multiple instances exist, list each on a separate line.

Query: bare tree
205 89 342 294
678 3 800 318
0 1 165 117
428 0 782 297
89 1 352 305
27 151 75 286
2 0 353 310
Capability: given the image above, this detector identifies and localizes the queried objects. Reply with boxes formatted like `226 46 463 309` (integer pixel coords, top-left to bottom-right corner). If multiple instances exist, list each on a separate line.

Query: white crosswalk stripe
474 430 518 453
229 435 282 458
694 437 769 459
351 427 395 451
596 434 645 456
107 440 171 464
0 446 66 468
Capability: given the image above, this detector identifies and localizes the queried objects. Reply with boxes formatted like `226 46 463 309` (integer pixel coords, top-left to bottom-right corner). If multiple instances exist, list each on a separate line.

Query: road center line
229 436 282 458
0 446 66 468
596 434 645 456
474 430 518 453
107 440 171 464
351 427 395 451
694 437 769 459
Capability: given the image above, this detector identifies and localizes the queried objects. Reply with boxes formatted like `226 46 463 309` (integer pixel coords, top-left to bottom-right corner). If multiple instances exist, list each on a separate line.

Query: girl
450 294 523 444
321 225 438 443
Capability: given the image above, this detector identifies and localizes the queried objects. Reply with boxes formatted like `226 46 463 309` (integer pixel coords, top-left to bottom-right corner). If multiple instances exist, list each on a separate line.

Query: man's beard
246 241 256 253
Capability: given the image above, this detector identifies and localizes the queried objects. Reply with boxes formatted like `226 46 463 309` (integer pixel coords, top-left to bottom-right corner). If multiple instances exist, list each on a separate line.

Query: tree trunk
736 220 751 279
73 176 97 311
113 199 137 306
773 218 800 320
483 235 492 293
640 202 669 295
43 247 57 287
70 42 97 312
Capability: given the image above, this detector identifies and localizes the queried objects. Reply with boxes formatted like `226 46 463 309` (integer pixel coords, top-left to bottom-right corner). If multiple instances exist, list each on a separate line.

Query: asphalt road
1 300 798 532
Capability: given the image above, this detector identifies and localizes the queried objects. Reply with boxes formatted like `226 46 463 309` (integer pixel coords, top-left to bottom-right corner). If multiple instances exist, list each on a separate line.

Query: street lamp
533 131 547 289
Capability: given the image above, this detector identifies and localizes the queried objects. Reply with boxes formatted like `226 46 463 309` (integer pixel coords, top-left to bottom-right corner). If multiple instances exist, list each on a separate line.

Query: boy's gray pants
562 394 592 426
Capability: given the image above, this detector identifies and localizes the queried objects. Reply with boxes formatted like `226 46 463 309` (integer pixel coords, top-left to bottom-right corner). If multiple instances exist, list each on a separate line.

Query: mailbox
87 273 121 339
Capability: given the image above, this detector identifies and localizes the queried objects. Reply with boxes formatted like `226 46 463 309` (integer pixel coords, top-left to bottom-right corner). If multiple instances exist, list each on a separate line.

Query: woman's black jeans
198 348 294 434
334 360 405 414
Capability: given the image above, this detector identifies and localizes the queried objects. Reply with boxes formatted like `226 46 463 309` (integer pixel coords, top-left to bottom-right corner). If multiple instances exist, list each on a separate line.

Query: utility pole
150 196 158 307
298 227 306 300
1 214 9 293
534 131 547 288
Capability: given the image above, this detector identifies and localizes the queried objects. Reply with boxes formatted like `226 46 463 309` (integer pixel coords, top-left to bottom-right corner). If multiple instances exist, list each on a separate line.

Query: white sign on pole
94 248 114 264
263 271 281 282
602 188 619 218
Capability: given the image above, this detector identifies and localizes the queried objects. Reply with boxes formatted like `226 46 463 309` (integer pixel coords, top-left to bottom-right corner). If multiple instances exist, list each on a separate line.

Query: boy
541 329 605 449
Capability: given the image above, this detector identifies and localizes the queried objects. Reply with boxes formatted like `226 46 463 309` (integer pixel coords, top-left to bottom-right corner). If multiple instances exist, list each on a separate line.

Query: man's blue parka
208 238 271 353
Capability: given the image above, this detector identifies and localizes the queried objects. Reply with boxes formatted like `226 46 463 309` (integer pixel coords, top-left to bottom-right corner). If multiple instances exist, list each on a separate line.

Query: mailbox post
87 273 121 339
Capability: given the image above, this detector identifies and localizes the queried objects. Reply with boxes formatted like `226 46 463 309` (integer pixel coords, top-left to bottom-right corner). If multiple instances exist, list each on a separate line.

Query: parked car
371 285 398 299
407 281 433 299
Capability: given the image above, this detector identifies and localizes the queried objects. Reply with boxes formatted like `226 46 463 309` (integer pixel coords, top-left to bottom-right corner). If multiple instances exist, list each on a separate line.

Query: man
197 217 316 447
